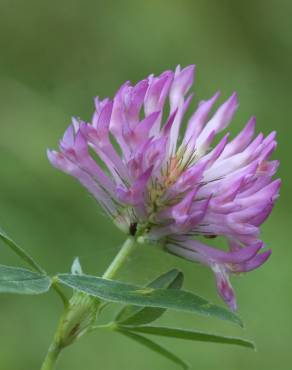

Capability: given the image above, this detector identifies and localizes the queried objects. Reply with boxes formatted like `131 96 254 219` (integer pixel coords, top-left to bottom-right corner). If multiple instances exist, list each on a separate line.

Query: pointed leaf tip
57 273 243 326
71 257 83 275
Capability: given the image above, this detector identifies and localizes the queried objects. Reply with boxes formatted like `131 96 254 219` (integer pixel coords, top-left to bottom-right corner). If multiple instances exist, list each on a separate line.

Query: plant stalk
102 236 136 279
40 236 137 370
40 313 65 370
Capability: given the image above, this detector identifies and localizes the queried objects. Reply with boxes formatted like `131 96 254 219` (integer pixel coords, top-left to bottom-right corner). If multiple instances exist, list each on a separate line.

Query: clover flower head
48 65 280 310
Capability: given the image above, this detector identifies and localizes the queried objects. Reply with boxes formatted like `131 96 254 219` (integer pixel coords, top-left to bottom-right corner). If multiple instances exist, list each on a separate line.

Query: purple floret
48 65 280 310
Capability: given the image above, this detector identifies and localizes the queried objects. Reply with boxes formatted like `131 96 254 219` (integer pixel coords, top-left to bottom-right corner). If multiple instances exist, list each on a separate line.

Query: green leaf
116 269 184 326
117 328 189 370
146 269 184 289
0 228 45 274
118 325 255 349
57 273 242 326
0 265 51 294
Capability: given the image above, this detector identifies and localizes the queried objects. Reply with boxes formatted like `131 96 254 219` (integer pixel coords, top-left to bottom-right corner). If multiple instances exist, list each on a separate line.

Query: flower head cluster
48 66 280 310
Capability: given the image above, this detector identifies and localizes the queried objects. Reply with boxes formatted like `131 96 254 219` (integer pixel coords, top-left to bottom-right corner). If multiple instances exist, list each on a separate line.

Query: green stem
40 236 137 370
52 279 69 309
102 236 137 279
40 314 64 370
40 343 61 370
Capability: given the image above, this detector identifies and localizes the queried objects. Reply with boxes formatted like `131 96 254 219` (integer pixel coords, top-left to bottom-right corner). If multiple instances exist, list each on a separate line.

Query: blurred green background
0 0 291 369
